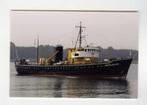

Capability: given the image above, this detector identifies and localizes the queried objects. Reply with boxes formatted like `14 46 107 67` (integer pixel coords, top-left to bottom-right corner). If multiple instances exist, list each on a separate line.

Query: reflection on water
53 79 63 97
52 78 129 98
66 79 129 98
10 76 131 98
10 63 137 98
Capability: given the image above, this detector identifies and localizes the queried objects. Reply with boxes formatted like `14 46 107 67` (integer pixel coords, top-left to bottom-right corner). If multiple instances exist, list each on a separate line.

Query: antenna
82 35 88 46
71 37 74 47
75 21 86 48
36 36 39 64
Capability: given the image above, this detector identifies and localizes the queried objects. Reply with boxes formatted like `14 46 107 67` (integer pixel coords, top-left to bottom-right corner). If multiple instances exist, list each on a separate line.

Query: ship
15 22 132 79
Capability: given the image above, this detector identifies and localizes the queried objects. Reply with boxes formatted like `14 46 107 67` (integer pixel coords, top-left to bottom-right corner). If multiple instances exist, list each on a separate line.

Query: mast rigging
75 21 86 48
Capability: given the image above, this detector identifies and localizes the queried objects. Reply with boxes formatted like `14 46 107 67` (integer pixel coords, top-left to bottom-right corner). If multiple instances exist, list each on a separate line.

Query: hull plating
15 58 132 79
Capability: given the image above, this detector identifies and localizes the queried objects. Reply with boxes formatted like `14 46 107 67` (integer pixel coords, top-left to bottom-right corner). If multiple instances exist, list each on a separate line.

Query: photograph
10 10 139 98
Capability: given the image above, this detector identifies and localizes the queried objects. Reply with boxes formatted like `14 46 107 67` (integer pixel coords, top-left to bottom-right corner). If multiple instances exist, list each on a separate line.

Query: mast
75 21 86 48
79 22 82 48
36 36 39 64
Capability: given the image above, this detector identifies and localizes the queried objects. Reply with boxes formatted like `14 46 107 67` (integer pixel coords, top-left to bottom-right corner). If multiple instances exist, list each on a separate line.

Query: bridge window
85 49 99 52
77 49 84 51
75 53 79 56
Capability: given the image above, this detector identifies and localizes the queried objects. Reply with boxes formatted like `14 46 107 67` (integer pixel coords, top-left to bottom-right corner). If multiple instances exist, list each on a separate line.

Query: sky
11 11 139 50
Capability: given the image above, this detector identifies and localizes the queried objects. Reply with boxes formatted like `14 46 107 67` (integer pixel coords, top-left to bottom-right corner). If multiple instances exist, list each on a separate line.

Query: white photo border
0 0 147 105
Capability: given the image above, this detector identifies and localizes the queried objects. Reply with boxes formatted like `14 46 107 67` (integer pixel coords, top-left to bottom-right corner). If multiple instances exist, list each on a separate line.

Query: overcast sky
10 11 139 50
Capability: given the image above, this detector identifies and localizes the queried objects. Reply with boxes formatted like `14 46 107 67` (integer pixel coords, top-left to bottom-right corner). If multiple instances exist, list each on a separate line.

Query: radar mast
75 21 86 48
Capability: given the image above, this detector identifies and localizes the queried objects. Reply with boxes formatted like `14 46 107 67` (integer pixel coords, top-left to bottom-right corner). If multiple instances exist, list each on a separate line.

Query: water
10 63 138 98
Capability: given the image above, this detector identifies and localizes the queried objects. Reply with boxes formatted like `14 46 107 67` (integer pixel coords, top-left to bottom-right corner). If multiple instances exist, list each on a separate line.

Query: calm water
10 63 138 98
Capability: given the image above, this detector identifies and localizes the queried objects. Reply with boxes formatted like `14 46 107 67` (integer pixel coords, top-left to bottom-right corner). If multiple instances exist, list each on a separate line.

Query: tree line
10 42 138 63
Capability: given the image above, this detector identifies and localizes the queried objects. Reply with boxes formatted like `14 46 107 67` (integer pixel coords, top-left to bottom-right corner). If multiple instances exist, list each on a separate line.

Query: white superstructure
71 47 99 58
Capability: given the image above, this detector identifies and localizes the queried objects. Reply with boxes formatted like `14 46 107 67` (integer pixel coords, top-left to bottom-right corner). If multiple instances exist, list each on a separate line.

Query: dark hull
15 58 132 79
